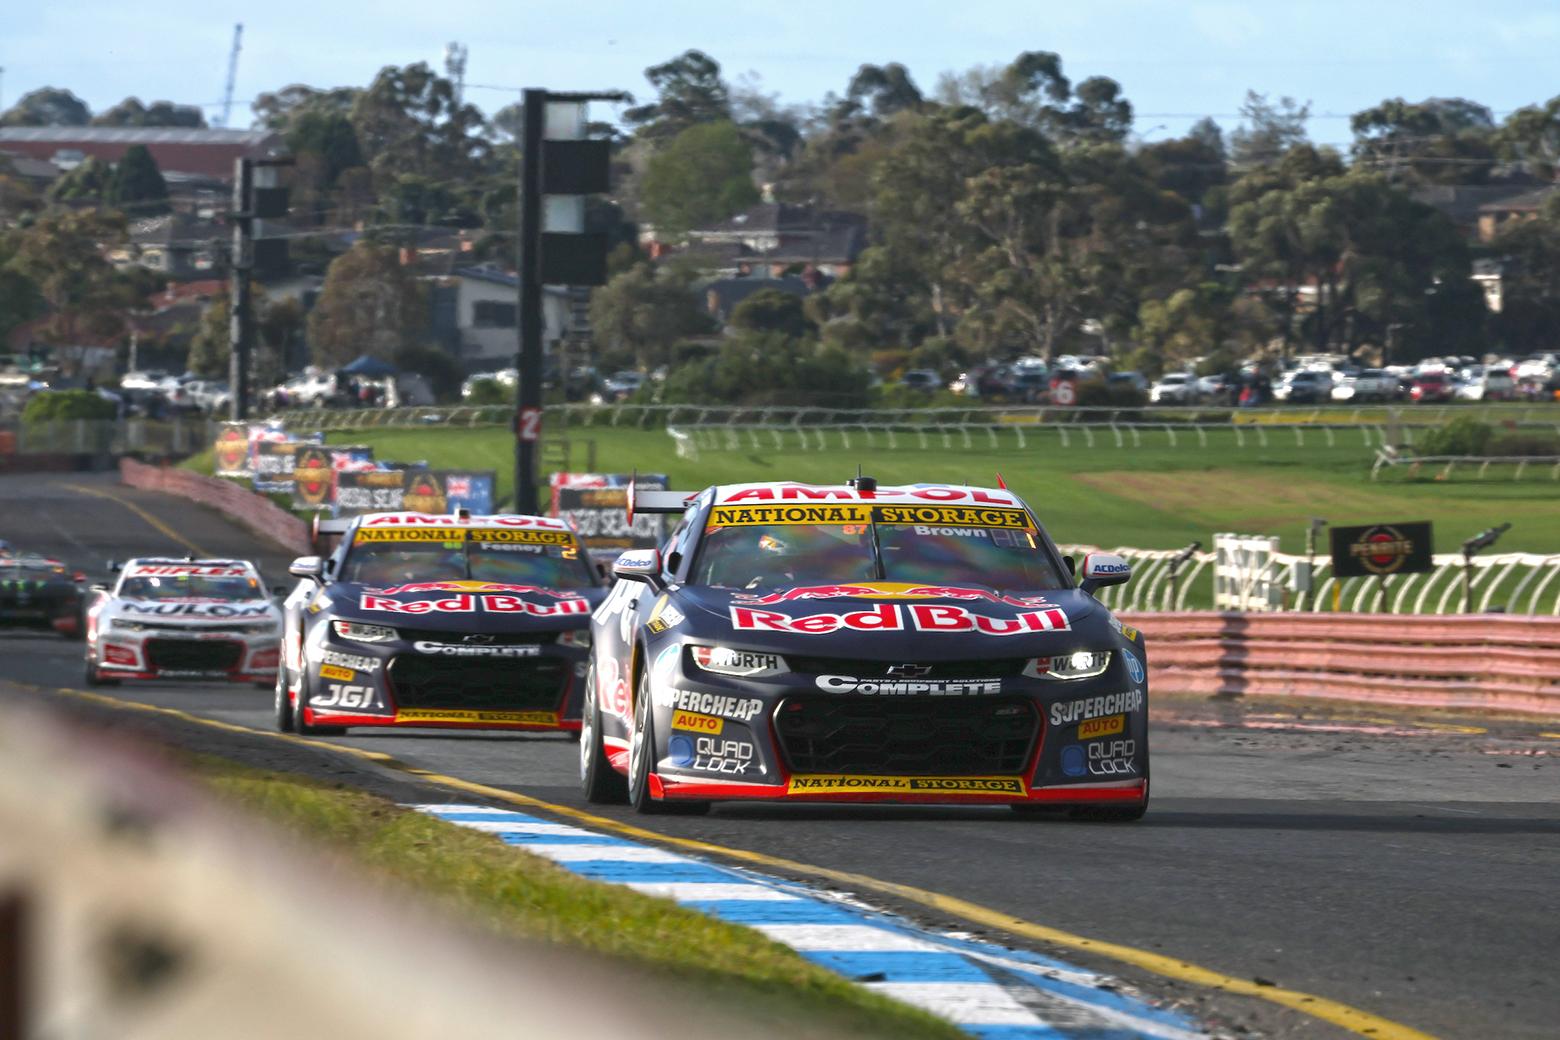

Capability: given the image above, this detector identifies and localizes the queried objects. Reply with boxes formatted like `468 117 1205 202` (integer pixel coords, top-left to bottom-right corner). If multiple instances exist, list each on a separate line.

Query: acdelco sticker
1049 689 1144 726
670 710 723 735
1078 713 1125 739
787 775 1026 795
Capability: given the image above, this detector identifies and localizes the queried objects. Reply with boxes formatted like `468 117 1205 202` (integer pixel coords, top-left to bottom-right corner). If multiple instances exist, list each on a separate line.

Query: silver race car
84 557 282 685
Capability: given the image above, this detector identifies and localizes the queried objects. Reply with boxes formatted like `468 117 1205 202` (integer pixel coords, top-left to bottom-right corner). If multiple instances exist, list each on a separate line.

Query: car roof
708 482 1025 509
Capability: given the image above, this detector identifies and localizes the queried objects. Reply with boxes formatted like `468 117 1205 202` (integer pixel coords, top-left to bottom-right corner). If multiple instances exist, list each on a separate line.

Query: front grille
394 627 556 647
145 638 243 671
783 655 1029 681
387 655 568 711
775 695 1039 775
130 621 260 634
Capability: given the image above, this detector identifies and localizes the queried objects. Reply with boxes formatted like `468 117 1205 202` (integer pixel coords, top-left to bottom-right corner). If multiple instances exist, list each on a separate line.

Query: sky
4 1 1560 145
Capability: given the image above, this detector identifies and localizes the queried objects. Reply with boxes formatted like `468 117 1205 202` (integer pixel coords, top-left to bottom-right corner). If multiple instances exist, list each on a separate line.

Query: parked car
1514 353 1558 384
1273 369 1332 404
1148 372 1198 405
1455 366 1515 402
1331 368 1395 403
1410 372 1454 403
1108 371 1148 395
898 369 943 393
1195 372 1236 404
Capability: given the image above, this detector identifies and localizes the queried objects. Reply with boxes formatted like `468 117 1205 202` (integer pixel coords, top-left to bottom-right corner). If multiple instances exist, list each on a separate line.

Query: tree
0 232 43 344
1229 91 1311 168
0 87 90 127
624 50 731 141
257 297 306 381
1499 97 1560 180
105 145 170 215
1350 97 1495 184
5 210 131 373
186 294 230 378
91 97 205 128
46 156 112 205
843 63 924 120
730 288 813 338
1488 197 1560 353
252 85 360 132
306 243 428 368
587 262 712 370
638 121 759 234
286 108 364 187
935 53 1132 144
349 63 489 182
1139 130 1227 212
391 343 462 401
659 331 871 407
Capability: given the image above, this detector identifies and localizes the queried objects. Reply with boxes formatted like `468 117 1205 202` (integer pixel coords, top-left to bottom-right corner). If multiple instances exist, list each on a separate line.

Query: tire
83 655 118 687
627 667 708 815
273 668 294 733
579 662 628 804
293 674 347 736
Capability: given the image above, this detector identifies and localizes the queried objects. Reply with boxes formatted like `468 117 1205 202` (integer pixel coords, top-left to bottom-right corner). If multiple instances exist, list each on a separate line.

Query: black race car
0 549 86 638
275 511 603 736
580 478 1149 819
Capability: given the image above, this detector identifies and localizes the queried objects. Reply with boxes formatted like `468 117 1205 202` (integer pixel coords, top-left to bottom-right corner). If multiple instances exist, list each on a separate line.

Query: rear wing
625 481 698 523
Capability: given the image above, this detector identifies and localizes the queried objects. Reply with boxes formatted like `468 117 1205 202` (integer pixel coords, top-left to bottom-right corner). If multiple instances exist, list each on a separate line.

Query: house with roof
105 213 224 279
1476 186 1559 242
427 266 575 371
647 200 868 280
0 127 284 182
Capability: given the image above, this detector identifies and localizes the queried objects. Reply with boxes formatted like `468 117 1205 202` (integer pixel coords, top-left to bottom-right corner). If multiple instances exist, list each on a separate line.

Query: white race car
85 557 282 686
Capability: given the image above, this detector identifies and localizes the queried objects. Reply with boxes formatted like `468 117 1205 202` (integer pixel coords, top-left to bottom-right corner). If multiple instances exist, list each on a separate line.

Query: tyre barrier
1122 611 1560 717
119 457 310 556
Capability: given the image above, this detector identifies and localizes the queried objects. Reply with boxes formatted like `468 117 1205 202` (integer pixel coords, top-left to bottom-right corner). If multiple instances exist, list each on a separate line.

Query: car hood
329 580 604 633
671 581 1104 659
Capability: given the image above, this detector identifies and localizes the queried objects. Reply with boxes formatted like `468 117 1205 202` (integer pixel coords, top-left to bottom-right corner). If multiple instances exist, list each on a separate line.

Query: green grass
314 424 1560 556
195 756 961 1040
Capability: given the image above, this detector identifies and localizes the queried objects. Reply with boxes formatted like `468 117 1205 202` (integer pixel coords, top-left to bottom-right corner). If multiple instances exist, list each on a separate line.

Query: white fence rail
1068 540 1560 616
1372 448 1560 481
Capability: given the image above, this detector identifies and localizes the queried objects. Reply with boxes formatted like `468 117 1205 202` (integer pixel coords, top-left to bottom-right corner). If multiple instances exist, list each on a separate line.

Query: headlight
332 620 396 644
110 619 147 633
689 645 787 678
558 629 591 648
1023 651 1111 680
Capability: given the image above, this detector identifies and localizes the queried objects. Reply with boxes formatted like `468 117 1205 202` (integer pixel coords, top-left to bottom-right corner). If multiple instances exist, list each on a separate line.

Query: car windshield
340 530 596 589
119 575 263 600
693 503 1067 592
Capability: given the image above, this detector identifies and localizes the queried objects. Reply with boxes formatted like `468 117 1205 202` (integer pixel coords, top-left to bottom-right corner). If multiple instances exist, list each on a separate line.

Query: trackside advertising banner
213 422 252 478
332 468 496 516
251 433 324 494
1329 521 1434 578
291 445 374 511
551 473 669 559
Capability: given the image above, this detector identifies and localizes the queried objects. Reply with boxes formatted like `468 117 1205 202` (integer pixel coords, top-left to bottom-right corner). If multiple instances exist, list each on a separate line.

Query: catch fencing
0 417 214 458
1070 540 1560 616
1119 611 1560 716
1371 447 1560 482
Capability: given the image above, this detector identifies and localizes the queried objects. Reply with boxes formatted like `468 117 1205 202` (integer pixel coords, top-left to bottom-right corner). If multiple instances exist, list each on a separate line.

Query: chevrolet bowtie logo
884 663 933 678
462 633 494 644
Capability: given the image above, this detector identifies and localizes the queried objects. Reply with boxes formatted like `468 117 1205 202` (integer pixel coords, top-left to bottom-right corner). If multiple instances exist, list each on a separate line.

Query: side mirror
289 556 325 581
612 548 663 589
1079 552 1132 593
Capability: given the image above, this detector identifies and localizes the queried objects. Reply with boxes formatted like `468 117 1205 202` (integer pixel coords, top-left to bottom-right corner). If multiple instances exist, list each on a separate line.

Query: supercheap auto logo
787 775 1026 795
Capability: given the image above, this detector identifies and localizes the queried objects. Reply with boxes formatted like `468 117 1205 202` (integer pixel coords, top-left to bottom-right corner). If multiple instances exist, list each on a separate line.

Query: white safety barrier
1065 541 1560 615
1372 448 1560 482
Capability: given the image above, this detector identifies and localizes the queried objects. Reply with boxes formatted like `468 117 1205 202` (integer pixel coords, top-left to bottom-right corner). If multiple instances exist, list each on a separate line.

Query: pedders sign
730 602 1069 636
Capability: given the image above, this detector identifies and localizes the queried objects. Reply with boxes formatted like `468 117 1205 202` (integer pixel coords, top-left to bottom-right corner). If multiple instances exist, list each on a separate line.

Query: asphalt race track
3 472 1557 1039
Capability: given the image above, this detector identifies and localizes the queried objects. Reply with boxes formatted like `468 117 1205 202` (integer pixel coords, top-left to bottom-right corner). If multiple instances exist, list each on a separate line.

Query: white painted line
625 882 800 902
950 943 1106 988
752 923 940 952
522 843 688 864
409 804 517 815
444 819 600 837
869 981 1048 1026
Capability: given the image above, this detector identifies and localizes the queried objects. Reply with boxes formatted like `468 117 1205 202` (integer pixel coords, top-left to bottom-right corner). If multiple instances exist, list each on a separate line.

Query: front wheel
273 669 294 733
293 675 347 737
627 668 708 815
579 663 627 804
83 655 118 687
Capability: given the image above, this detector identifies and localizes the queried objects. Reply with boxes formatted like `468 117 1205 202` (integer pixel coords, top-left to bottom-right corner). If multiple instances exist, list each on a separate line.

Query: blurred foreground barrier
120 457 309 555
1123 612 1560 716
0 704 787 1040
